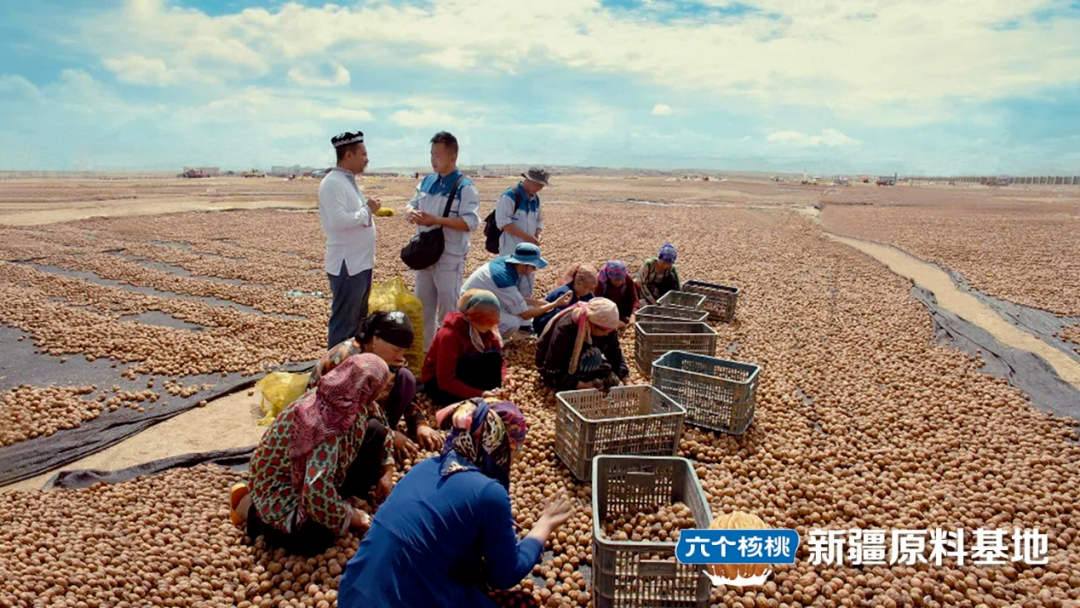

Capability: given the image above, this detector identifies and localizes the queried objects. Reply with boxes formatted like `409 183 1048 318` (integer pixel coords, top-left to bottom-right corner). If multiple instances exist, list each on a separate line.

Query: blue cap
507 242 548 269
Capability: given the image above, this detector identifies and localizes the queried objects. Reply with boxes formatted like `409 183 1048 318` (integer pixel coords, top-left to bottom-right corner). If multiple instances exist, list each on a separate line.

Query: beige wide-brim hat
521 167 550 187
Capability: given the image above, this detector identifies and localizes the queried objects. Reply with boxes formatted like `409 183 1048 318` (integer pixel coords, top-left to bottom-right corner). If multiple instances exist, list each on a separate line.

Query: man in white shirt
319 131 382 349
404 132 481 352
494 167 548 299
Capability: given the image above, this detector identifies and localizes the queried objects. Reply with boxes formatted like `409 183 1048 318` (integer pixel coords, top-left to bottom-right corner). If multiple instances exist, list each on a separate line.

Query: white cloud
103 55 177 86
287 62 351 87
76 0 1080 123
319 108 374 122
391 108 459 128
0 74 43 101
652 103 672 116
767 128 859 147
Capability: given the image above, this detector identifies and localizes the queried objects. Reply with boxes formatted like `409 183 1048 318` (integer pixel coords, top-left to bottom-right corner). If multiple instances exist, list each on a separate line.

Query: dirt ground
2 174 1079 607
1 175 1078 492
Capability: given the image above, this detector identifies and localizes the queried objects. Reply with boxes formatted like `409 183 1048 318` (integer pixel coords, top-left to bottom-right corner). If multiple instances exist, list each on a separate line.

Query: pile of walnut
599 502 697 543
1 200 1079 608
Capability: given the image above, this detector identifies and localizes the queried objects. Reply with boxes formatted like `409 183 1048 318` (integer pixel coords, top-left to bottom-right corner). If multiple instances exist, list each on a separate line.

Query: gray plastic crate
592 456 713 608
652 351 761 435
555 385 686 481
682 280 740 323
656 291 706 310
635 305 709 324
633 322 718 377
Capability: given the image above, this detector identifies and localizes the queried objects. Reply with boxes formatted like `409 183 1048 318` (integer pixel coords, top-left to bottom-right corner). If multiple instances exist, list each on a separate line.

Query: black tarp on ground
946 269 1080 365
0 323 310 486
911 286 1080 422
44 446 256 490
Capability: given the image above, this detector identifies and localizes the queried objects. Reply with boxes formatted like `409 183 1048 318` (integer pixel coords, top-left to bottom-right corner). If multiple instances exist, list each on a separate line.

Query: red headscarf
288 353 391 490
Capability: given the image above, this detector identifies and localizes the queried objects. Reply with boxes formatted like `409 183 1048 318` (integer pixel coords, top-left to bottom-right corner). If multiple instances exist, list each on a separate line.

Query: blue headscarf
437 399 527 491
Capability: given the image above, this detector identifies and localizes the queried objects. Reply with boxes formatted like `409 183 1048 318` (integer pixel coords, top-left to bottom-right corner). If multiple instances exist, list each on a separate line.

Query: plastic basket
635 305 709 324
652 351 761 435
592 456 713 608
681 280 740 323
633 322 718 377
656 291 706 310
555 386 686 481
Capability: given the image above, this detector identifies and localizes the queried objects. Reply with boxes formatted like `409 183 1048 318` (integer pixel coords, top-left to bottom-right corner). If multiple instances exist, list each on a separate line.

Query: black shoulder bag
400 176 464 270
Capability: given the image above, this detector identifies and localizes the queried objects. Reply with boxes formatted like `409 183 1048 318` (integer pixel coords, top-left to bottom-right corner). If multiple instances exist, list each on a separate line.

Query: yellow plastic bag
254 371 312 425
367 276 425 376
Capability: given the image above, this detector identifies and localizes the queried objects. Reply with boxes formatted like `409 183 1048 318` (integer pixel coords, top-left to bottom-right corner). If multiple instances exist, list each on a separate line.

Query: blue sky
1 0 1079 175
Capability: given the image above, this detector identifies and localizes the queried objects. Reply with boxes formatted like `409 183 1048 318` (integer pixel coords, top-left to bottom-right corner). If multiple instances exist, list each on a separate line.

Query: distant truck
876 176 896 186
833 176 851 186
181 169 210 178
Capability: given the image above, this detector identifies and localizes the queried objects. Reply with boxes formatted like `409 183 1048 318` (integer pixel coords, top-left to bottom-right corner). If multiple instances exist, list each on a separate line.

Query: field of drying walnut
1 176 1079 608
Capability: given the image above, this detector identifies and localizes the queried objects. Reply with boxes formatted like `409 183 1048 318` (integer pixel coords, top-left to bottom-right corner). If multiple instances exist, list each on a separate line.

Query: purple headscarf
658 243 677 263
598 260 628 287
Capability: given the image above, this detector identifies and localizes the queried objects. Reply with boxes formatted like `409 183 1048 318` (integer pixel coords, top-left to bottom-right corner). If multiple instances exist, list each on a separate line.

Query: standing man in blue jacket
404 132 481 352
319 131 381 349
494 167 547 299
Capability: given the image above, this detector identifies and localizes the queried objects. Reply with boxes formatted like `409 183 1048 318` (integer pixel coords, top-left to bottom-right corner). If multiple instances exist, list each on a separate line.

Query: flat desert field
0 174 1078 608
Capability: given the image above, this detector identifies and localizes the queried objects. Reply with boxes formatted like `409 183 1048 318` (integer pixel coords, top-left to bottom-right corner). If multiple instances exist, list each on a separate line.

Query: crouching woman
338 399 573 608
228 354 394 556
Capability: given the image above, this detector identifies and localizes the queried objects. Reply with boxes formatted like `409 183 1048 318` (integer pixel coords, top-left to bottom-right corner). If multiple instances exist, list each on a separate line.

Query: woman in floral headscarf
535 297 631 392
637 243 682 305
422 289 507 407
228 354 394 556
594 260 638 329
338 399 573 608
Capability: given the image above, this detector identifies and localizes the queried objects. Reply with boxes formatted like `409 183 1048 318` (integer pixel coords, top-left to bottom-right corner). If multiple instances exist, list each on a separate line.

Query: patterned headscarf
598 260 628 288
658 243 678 263
288 354 391 491
457 289 503 351
438 399 527 490
538 298 620 374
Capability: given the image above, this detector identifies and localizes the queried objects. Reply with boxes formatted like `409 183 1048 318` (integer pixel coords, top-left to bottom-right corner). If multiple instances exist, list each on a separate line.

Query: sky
1 0 1079 175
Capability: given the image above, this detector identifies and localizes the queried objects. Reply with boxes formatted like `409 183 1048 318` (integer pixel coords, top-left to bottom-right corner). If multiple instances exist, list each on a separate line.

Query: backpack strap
440 176 465 218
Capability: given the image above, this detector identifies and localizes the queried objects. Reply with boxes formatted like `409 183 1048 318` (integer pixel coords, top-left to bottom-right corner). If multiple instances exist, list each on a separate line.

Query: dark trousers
247 370 417 556
649 272 679 301
427 350 503 409
327 261 373 349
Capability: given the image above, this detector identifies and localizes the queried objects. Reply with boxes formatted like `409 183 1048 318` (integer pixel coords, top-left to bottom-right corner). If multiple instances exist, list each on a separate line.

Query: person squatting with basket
594 260 638 330
531 263 597 336
636 243 682 306
461 242 572 338
535 298 631 393
228 354 394 557
337 399 574 608
422 289 508 410
312 310 444 460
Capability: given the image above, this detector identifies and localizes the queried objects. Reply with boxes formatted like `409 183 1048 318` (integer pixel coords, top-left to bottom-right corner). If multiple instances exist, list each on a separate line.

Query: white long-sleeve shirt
318 167 375 276
495 184 542 256
404 170 481 263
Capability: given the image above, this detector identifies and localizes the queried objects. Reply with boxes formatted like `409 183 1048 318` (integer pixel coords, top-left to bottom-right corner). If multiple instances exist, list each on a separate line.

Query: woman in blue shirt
532 264 598 335
338 399 573 608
